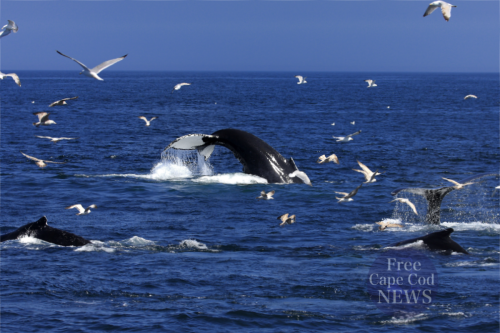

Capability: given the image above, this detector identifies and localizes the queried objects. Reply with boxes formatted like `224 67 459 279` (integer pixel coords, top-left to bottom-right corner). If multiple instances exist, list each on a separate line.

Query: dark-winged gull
49 96 78 107
33 112 56 126
277 213 296 226
257 190 275 200
335 183 363 203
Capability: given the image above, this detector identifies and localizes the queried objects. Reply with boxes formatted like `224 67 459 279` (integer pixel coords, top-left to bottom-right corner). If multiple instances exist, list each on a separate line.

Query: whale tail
164 133 218 160
392 173 499 225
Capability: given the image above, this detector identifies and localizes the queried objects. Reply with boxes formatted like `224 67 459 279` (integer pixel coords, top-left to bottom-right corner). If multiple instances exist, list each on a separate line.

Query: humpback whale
394 228 468 254
164 128 308 184
0 216 91 247
391 173 498 225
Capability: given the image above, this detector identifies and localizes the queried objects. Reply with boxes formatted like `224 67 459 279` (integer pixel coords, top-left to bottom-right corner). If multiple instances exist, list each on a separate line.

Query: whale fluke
394 228 468 254
0 216 91 246
164 129 308 184
392 173 499 225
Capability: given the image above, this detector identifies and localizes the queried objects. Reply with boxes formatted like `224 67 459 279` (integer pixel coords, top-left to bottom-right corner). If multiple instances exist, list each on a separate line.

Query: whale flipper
394 228 468 254
164 129 306 184
392 173 499 225
0 216 91 247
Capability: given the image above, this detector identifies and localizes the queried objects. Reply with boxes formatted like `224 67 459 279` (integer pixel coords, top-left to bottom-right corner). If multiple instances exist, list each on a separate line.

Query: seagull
333 130 362 143
33 112 56 126
389 198 418 215
66 204 97 216
376 221 404 231
56 50 127 81
36 136 78 143
289 170 312 186
257 190 275 200
492 185 500 196
335 183 363 203
365 80 377 87
464 95 477 100
138 116 158 126
353 160 382 183
350 121 355 125
423 1 456 22
277 213 296 227
0 20 18 39
0 71 21 86
317 154 339 164
442 177 474 190
20 151 66 168
331 123 335 126
295 75 307 84
171 83 191 93
49 96 78 107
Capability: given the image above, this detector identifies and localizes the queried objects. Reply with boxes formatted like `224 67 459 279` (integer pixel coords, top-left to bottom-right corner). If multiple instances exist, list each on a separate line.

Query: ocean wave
192 173 267 185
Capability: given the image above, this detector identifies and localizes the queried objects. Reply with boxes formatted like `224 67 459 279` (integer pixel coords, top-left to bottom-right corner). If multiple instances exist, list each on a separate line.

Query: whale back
394 228 468 254
0 216 90 247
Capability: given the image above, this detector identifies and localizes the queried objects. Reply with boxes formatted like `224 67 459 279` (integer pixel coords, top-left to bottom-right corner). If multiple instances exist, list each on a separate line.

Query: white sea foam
444 261 499 267
121 236 156 246
75 241 115 253
179 239 209 250
385 240 427 251
441 221 500 233
380 313 428 325
192 173 268 185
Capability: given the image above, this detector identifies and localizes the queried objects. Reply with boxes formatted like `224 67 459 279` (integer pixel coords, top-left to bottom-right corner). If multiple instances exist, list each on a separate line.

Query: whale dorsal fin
288 157 298 171
35 216 48 228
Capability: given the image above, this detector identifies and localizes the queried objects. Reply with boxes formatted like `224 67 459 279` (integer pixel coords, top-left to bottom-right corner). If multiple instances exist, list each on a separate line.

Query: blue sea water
1 71 499 332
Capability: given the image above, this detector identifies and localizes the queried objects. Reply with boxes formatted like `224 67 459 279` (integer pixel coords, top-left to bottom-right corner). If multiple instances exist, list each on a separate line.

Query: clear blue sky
1 1 498 72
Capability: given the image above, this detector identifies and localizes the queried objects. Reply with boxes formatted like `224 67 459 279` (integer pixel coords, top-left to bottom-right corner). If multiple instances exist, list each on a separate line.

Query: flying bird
442 177 474 190
389 198 418 215
277 213 296 227
35 136 78 143
49 96 78 107
138 116 158 126
0 20 18 39
350 121 355 125
56 50 127 81
492 185 500 197
423 1 456 21
364 80 377 87
257 190 275 200
20 151 66 168
335 184 363 203
0 71 21 86
331 123 335 126
464 95 477 100
317 154 339 164
376 221 404 231
66 204 97 216
289 170 312 186
171 83 191 93
295 75 307 84
33 112 56 126
353 160 382 183
333 130 361 143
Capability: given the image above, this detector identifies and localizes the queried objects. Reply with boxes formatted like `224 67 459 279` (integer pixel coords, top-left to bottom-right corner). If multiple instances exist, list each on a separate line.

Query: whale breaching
392 173 498 225
164 129 310 184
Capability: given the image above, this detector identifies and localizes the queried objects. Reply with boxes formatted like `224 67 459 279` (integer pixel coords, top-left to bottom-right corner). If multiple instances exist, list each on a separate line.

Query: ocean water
1 71 499 332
